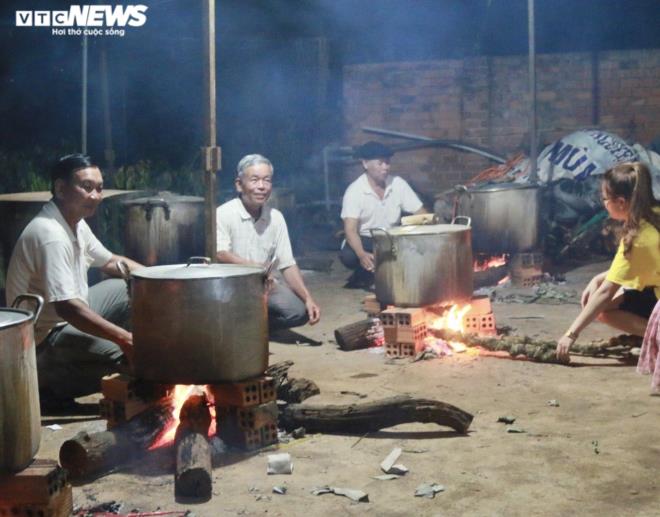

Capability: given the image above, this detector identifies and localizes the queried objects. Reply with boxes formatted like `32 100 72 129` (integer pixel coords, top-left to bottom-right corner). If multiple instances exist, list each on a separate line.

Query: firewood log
430 329 640 364
59 401 173 480
281 395 473 434
174 394 212 500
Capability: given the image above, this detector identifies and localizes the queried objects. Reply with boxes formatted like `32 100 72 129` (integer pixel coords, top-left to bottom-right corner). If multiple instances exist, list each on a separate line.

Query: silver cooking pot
121 191 204 266
131 258 268 384
455 182 541 254
0 294 43 472
371 218 473 307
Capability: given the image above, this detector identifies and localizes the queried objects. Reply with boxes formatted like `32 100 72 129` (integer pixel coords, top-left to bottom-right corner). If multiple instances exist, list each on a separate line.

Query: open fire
473 254 507 272
149 385 217 450
426 303 473 354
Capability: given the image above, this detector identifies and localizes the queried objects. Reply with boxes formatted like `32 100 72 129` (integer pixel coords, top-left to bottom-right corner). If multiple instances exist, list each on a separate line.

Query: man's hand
556 334 574 363
305 297 321 325
358 252 375 273
116 329 134 364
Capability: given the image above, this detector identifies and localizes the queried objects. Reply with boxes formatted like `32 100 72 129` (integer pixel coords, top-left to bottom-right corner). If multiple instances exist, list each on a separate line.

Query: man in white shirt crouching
340 141 427 288
215 154 320 332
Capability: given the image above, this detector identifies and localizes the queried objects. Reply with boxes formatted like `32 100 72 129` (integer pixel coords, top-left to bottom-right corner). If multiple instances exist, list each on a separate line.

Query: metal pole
81 35 88 154
527 0 538 182
100 47 115 173
202 0 220 259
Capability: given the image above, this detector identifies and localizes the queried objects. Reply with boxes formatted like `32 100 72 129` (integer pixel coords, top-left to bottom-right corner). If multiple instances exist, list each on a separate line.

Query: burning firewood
59 400 174 480
334 318 384 351
174 393 213 500
280 395 473 435
431 329 641 364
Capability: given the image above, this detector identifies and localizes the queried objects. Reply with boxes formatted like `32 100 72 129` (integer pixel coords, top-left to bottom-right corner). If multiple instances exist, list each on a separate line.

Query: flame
497 275 510 285
149 385 217 450
473 254 507 272
429 304 472 333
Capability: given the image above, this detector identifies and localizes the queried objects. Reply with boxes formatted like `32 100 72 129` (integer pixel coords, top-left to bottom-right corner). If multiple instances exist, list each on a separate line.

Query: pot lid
465 182 540 193
0 309 32 330
131 263 264 280
121 191 203 205
383 224 470 236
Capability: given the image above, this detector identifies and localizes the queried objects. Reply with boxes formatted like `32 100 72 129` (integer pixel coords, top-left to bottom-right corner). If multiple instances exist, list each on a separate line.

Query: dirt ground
36 255 660 517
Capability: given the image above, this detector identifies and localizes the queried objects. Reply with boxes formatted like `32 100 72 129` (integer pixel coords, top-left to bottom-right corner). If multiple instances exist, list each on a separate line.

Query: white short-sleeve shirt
341 174 423 237
216 197 296 270
6 201 113 343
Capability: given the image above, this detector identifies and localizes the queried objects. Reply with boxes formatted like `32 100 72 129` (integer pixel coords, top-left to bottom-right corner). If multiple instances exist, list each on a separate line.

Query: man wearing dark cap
339 141 427 287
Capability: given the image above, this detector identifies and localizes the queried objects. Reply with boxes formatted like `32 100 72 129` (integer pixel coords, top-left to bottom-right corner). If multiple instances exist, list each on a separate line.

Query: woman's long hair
603 161 660 256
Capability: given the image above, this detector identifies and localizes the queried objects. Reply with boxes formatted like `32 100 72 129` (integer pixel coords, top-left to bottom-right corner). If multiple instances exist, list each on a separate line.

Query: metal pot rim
0 308 33 330
132 263 265 280
121 190 204 205
380 224 470 236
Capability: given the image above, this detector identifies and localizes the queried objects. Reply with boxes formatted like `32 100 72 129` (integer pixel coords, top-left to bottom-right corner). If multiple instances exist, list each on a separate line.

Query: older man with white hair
215 154 320 332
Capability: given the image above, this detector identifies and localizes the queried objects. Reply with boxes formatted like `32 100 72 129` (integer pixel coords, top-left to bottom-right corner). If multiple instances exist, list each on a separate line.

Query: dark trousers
339 236 373 271
37 279 130 399
268 281 309 332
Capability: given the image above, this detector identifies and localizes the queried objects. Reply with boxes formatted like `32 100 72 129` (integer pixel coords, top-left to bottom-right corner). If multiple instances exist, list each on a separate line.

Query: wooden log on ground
265 360 320 403
175 431 212 500
281 395 473 434
334 318 382 351
431 329 640 364
59 401 172 480
174 393 212 500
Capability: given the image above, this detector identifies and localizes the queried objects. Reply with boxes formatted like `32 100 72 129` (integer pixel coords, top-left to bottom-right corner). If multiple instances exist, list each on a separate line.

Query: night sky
0 0 658 184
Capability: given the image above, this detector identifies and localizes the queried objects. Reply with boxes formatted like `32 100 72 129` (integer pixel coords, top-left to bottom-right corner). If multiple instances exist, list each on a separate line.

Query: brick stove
364 295 497 358
99 373 279 452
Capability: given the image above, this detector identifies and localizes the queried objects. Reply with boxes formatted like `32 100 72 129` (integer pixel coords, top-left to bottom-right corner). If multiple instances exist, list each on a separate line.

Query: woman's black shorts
619 287 658 319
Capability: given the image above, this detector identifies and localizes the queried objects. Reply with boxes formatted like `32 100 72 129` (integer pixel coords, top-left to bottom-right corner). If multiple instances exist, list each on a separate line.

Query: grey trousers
37 279 130 399
268 281 308 332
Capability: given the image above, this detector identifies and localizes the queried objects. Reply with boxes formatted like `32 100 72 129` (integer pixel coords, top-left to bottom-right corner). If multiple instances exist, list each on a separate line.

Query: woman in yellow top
556 161 660 362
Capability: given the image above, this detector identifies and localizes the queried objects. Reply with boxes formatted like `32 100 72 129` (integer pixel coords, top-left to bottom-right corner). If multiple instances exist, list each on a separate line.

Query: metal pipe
81 35 88 154
362 126 506 163
527 0 538 182
202 0 219 259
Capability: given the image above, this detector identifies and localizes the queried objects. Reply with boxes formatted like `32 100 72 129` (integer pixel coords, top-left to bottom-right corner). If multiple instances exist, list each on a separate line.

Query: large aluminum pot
121 191 204 266
131 258 268 384
0 294 43 472
371 218 473 307
455 183 541 254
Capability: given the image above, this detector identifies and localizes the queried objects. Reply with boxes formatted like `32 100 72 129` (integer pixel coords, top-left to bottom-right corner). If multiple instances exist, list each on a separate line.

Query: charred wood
334 318 382 351
174 394 213 500
266 360 320 403
281 395 473 435
59 401 173 480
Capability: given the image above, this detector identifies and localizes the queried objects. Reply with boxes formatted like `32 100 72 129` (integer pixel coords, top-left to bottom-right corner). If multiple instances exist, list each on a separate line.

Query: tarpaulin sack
535 129 638 183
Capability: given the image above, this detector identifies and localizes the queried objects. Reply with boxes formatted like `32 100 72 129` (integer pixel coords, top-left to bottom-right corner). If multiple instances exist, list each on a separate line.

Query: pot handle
143 199 171 221
186 256 211 267
451 215 471 228
370 227 396 258
12 294 44 323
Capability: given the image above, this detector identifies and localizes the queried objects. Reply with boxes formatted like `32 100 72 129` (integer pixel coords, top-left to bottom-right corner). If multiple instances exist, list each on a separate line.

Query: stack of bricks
210 376 278 451
380 307 428 358
460 295 497 336
100 373 171 429
510 252 544 288
0 459 72 517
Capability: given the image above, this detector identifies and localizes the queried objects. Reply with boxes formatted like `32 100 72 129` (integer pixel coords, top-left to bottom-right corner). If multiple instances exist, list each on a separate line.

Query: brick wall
343 49 660 197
